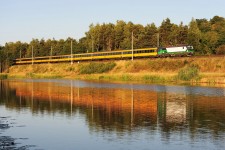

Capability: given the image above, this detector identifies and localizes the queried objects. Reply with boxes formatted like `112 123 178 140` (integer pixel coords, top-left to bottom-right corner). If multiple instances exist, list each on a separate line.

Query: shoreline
2 57 225 87
2 72 225 88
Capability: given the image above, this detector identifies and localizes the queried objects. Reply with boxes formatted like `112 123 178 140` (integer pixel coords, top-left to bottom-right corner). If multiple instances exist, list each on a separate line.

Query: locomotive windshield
187 46 193 50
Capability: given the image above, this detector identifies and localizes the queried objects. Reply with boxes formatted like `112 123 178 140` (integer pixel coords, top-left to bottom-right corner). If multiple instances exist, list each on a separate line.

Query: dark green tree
78 37 88 53
142 23 158 47
114 20 126 49
188 18 202 54
159 18 174 46
210 16 225 47
177 22 188 45
196 19 211 33
0 46 6 72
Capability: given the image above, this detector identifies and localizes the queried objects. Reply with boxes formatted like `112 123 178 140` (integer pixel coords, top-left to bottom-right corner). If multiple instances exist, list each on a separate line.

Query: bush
79 62 116 74
177 65 199 81
216 45 225 55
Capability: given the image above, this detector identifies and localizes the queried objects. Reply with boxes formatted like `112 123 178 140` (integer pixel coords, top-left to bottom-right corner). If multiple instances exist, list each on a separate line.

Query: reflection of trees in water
0 80 158 131
1 80 225 139
157 90 225 140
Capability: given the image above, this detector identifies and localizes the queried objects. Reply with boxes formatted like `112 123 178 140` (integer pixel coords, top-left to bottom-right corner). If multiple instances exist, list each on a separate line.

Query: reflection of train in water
1 80 225 136
14 46 194 65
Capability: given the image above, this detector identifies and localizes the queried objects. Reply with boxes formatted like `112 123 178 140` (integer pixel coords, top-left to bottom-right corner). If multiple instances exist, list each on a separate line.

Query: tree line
0 15 225 71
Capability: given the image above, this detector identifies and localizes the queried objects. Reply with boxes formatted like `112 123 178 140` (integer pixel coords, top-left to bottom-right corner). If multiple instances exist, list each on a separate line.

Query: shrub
177 65 199 81
79 62 116 74
216 45 225 55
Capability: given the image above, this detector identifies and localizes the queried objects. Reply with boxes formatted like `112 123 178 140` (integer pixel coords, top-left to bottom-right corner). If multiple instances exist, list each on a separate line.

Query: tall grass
177 65 200 81
79 62 116 74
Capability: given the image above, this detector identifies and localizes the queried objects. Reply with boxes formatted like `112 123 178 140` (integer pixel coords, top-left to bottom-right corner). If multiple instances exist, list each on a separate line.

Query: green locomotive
157 46 194 57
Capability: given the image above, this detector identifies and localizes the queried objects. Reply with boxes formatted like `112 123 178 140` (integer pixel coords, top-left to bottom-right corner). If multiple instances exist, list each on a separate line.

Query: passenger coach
14 48 158 65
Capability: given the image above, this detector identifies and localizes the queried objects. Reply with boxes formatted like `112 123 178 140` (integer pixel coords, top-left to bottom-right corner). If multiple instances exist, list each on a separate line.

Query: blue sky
1 0 225 45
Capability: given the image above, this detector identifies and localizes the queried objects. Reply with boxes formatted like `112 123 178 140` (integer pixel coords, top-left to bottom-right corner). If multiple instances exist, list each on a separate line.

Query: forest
0 15 225 71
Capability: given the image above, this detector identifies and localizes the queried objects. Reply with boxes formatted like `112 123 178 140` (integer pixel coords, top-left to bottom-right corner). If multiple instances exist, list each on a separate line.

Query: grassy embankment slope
4 56 225 84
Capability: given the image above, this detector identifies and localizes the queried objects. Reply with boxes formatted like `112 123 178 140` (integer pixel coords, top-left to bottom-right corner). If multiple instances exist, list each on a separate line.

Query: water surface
0 79 225 150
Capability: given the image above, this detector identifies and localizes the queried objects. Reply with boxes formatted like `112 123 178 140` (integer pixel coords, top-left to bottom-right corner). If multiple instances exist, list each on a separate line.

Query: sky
1 0 225 45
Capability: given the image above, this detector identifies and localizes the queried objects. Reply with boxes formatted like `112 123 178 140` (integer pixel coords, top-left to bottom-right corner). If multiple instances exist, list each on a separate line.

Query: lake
0 79 225 150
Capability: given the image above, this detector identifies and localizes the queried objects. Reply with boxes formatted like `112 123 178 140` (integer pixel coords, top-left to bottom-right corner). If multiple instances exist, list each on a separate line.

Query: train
14 46 194 65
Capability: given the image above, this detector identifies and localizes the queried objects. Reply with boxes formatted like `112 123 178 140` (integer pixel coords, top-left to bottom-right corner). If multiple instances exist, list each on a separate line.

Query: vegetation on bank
1 15 225 72
5 57 225 85
177 65 200 81
0 74 8 79
79 62 116 74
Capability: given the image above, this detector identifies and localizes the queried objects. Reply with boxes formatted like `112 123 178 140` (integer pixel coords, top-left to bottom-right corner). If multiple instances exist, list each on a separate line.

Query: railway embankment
5 56 225 86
